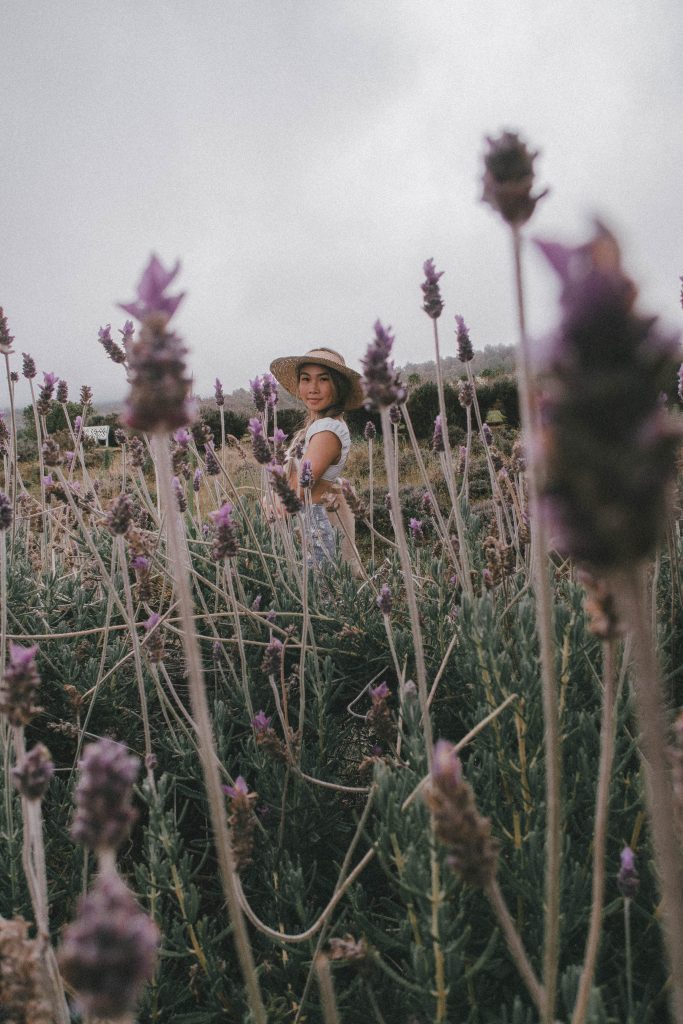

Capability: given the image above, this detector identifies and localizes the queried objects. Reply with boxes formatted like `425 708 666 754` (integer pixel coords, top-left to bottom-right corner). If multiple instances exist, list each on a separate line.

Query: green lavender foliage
1 491 680 1023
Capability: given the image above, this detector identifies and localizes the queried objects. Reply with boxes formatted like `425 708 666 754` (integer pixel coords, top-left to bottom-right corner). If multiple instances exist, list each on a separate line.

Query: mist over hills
3 345 515 419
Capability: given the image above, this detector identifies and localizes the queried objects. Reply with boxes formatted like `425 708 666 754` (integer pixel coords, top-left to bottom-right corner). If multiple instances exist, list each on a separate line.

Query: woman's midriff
310 480 335 505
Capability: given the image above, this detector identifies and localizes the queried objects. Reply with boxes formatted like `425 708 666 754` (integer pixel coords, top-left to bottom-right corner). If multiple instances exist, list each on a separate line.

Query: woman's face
297 363 337 414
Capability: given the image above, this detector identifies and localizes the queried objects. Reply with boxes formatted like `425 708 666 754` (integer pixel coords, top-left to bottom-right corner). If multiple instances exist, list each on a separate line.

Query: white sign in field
82 425 110 446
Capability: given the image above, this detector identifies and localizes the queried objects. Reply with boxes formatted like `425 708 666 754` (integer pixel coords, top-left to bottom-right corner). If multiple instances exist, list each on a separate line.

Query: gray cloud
2 0 681 412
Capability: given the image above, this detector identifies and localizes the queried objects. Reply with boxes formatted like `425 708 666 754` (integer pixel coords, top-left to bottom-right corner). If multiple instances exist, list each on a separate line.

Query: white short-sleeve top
304 417 351 482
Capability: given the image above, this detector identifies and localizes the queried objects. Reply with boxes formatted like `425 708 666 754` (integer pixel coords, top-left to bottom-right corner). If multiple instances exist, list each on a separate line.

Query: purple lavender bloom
22 352 36 379
249 417 272 465
71 738 140 852
262 637 284 675
119 254 185 323
79 385 93 405
482 423 493 446
364 420 376 441
0 307 14 354
37 371 58 416
193 467 202 492
56 379 69 403
0 492 12 532
209 501 239 559
361 320 407 409
74 415 83 434
535 224 683 569
173 427 190 447
130 555 150 571
172 476 187 512
376 584 392 615
58 871 159 1019
455 315 474 363
122 314 194 432
389 403 402 425
409 517 425 544
10 370 19 383
249 376 266 413
144 612 160 631
269 464 303 513
119 320 135 349
421 258 445 319
0 643 41 727
617 846 640 899
432 414 444 452
299 459 313 489
214 377 225 407
104 493 133 536
251 595 263 611
481 130 547 225
370 682 390 701
204 441 220 476
262 372 279 408
252 710 272 733
12 743 54 800
142 612 164 663
431 739 463 789
98 324 126 364
223 775 249 799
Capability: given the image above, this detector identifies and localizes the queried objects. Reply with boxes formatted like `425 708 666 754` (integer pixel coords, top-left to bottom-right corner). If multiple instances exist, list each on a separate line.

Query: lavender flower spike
361 320 406 409
0 491 12 532
455 315 474 363
122 312 194 432
59 872 159 1019
421 258 445 319
299 459 314 489
481 130 547 225
214 377 225 407
617 846 640 899
119 253 185 323
0 306 14 354
0 643 42 727
535 223 682 569
209 502 239 560
70 738 140 852
12 743 54 800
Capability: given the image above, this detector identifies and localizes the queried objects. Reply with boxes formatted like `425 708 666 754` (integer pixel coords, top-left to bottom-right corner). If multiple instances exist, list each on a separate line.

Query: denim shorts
300 504 336 565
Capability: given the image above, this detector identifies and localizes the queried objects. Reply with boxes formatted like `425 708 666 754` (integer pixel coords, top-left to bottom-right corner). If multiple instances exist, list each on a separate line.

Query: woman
269 347 364 568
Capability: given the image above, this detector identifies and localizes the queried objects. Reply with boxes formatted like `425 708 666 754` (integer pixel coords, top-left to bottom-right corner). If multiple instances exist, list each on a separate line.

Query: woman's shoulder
305 417 351 445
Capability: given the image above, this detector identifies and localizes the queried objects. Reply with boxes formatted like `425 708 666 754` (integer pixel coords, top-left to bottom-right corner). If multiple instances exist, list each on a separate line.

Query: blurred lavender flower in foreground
421 258 444 319
120 253 185 323
71 738 140 852
119 255 193 432
0 643 42 727
535 223 682 569
362 321 406 409
425 739 499 887
617 846 640 899
104 493 133 536
59 871 159 1019
481 130 547 226
12 743 54 800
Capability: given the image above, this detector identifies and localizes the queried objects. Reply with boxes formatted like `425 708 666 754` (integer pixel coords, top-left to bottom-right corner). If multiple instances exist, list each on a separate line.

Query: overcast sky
2 0 682 411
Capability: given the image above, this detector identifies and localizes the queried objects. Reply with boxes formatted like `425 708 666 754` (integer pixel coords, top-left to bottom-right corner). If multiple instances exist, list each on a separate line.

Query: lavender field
1 131 683 1024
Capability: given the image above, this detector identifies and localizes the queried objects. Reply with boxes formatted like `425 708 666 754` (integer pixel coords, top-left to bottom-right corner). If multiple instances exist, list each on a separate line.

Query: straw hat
269 347 364 410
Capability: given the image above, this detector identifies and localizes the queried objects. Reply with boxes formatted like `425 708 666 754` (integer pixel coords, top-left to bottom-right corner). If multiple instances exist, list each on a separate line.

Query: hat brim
269 354 365 411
